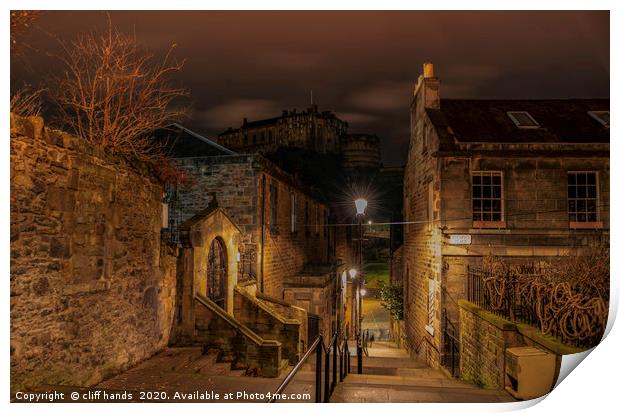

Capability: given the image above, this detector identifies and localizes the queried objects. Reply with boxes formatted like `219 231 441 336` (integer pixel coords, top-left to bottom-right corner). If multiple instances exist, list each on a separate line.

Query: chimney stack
413 62 440 110
423 62 435 78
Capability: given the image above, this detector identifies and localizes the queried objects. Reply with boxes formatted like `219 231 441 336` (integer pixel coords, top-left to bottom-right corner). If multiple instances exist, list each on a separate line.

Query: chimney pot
423 62 435 78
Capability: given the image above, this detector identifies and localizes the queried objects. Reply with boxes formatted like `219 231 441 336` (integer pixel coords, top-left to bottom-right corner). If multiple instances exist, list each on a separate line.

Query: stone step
331 382 515 403
130 347 204 373
343 373 477 390
182 349 220 374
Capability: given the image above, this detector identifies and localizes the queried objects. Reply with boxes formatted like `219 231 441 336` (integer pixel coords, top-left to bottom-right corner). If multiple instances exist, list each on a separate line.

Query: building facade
402 63 610 370
169 151 339 339
218 105 348 155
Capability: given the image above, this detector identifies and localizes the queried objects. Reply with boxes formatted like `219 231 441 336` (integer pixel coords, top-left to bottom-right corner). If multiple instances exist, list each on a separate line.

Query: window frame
471 170 506 229
425 278 435 336
587 111 610 128
290 191 297 234
315 204 320 235
507 111 540 129
269 182 278 232
567 171 603 229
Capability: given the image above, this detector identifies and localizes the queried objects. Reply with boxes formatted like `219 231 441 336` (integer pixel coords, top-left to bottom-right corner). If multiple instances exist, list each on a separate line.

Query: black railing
441 309 460 377
468 266 548 329
269 333 350 403
467 265 604 348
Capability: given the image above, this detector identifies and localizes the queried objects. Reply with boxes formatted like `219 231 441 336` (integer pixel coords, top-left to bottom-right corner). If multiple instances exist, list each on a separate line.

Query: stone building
162 126 341 344
218 104 348 155
401 63 609 372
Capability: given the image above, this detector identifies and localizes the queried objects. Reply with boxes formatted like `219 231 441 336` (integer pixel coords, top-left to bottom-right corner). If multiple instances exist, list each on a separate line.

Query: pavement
361 297 391 342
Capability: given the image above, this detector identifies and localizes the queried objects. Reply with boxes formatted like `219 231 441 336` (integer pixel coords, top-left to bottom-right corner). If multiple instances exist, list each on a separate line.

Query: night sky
11 11 609 166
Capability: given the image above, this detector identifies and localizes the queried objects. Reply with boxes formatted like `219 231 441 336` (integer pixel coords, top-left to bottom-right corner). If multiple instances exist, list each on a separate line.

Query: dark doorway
308 313 320 343
207 237 227 309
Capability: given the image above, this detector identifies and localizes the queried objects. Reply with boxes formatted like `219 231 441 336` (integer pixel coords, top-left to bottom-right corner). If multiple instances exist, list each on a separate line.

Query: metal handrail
269 332 350 403
322 333 337 353
269 335 322 403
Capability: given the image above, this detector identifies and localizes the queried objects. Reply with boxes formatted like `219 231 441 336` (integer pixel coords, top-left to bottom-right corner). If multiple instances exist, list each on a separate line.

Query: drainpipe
260 173 266 293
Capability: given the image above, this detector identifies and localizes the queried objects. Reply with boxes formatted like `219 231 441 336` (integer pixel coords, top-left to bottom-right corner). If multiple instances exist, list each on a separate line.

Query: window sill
473 221 507 229
569 221 603 230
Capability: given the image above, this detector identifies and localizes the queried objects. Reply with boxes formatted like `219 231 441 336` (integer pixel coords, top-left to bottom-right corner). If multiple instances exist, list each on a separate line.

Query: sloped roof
429 99 609 144
152 123 237 157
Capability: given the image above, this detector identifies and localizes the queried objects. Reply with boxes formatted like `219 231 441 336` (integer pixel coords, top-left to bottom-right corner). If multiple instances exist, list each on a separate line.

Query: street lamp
355 198 368 215
349 268 358 278
353 198 367 374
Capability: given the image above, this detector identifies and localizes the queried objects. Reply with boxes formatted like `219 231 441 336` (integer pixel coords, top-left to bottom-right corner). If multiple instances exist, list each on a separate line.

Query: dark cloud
11 10 609 166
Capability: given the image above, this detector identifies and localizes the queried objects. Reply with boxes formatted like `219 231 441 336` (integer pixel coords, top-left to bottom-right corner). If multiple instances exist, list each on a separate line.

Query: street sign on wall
448 234 472 245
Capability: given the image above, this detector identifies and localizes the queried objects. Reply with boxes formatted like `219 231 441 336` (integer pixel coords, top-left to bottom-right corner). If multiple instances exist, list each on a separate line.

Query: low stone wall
194 297 281 377
256 292 308 352
234 288 301 364
459 300 578 389
10 114 176 392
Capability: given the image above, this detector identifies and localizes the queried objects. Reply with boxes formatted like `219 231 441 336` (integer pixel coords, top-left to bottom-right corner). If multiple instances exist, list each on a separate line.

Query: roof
429 99 609 145
152 123 237 157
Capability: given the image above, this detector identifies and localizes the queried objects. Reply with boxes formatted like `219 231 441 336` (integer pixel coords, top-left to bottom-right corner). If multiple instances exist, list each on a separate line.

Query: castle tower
341 133 381 172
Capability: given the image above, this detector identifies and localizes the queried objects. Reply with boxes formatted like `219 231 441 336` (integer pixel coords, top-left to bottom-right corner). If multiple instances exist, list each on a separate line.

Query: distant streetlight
368 220 372 225
349 268 358 278
355 198 368 215
360 288 367 297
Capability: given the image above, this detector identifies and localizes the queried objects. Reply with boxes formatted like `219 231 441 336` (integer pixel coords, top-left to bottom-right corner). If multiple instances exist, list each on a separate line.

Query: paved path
40 347 315 403
361 297 391 341
331 341 516 403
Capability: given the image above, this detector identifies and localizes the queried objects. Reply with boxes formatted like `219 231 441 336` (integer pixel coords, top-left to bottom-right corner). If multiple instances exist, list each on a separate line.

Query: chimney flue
423 62 435 78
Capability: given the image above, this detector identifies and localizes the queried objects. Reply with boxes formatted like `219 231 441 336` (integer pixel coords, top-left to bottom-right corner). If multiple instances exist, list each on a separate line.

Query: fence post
332 336 337 390
339 342 344 382
324 344 330 403
357 337 362 374
315 337 322 403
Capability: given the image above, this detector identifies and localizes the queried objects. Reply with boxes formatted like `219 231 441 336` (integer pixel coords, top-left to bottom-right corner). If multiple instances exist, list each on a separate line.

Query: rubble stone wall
10 114 175 392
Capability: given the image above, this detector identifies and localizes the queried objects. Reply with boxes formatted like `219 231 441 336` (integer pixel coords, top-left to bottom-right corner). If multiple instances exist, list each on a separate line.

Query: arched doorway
207 237 227 309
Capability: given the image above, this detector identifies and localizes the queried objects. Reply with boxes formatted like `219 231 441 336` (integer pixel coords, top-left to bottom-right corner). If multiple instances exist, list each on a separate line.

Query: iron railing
468 266 539 324
269 332 350 403
441 309 460 377
467 265 605 348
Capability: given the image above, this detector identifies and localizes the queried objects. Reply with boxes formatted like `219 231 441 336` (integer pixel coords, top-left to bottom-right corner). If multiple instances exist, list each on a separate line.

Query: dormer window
507 111 540 129
588 111 610 128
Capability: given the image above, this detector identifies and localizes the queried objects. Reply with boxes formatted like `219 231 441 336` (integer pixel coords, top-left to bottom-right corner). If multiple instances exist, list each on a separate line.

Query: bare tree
49 20 188 162
10 84 44 117
10 10 42 54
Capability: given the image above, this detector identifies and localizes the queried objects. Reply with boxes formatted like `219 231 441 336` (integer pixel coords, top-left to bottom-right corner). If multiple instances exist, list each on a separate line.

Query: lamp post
354 198 367 374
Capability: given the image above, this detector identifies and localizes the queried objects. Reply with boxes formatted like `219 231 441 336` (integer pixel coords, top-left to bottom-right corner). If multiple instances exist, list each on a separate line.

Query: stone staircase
330 342 515 403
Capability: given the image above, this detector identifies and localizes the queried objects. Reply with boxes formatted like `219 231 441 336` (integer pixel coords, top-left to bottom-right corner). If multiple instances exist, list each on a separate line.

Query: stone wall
10 114 175 392
459 300 522 388
401 75 443 368
233 288 301 364
459 300 571 390
389 245 403 287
